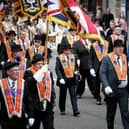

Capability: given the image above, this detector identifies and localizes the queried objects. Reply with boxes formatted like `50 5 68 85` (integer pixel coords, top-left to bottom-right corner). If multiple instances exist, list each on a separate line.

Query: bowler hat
4 61 19 71
69 28 77 32
11 44 22 52
31 54 44 64
34 34 42 41
113 39 124 47
62 43 71 51
8 30 16 36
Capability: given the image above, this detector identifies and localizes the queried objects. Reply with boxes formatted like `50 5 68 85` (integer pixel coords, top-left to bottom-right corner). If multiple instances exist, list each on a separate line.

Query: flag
0 2 5 18
61 0 99 34
14 0 45 18
47 0 72 27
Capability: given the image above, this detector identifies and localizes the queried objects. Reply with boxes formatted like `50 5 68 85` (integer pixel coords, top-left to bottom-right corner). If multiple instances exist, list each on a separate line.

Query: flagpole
44 19 49 64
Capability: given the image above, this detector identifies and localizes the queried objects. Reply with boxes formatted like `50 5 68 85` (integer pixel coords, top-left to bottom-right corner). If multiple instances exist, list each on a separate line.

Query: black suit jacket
24 70 55 112
99 53 129 95
55 54 78 86
73 40 90 70
0 79 33 126
88 41 109 73
107 35 127 55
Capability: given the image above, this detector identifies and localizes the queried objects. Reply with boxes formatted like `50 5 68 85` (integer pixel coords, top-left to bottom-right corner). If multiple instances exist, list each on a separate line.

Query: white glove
33 64 48 82
28 118 35 127
118 80 128 88
90 69 96 77
59 78 65 84
77 59 80 67
74 71 79 75
105 86 113 95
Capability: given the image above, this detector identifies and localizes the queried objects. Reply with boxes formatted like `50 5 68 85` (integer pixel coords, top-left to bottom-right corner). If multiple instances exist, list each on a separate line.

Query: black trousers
30 110 54 129
105 88 129 129
76 69 96 98
1 116 27 129
59 80 79 114
92 72 101 101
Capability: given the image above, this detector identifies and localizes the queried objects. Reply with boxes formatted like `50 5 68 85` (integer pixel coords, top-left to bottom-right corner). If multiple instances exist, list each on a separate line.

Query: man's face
34 40 42 48
9 34 15 41
110 22 115 29
114 27 121 35
33 61 44 71
7 66 19 80
13 51 21 59
20 32 26 40
48 36 56 42
70 30 77 36
63 49 71 56
114 46 124 56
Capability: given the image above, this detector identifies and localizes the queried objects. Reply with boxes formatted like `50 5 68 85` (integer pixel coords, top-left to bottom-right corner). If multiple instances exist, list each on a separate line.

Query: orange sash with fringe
0 78 24 118
67 34 80 48
29 67 51 102
59 54 75 78
108 53 127 80
93 41 108 62
111 34 124 43
28 46 44 61
5 41 13 62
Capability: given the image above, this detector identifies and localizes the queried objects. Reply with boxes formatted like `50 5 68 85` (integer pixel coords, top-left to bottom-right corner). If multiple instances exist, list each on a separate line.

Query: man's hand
28 118 35 127
90 69 96 77
105 86 113 95
59 78 65 84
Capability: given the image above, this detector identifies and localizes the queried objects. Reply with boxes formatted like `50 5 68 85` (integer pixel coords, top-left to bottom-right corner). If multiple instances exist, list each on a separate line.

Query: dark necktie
22 40 26 51
10 81 16 104
36 48 38 54
117 56 120 66
67 56 70 68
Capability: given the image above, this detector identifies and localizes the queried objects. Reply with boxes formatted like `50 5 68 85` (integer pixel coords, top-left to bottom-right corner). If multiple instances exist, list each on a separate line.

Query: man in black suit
2 44 31 78
55 43 80 116
88 33 109 105
107 25 127 55
0 30 17 67
24 54 55 129
72 36 96 99
25 34 51 63
99 39 129 129
59 28 80 54
0 61 34 129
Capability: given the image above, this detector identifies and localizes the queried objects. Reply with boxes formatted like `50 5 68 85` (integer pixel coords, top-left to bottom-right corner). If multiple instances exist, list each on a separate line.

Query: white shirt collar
8 77 17 87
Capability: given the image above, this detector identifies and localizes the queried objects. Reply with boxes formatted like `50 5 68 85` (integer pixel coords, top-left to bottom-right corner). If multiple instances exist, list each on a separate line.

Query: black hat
31 54 44 64
69 28 77 31
4 61 19 71
113 39 124 47
62 43 71 51
8 30 16 36
34 34 42 41
11 44 22 52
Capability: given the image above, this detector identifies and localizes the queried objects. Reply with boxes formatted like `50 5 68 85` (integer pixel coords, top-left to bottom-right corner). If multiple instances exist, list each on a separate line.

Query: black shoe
60 111 65 115
73 111 80 117
96 100 102 105
76 95 82 99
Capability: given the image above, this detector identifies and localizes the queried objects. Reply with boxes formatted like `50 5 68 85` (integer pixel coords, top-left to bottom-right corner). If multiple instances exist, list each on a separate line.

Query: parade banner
0 2 5 18
15 0 45 18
